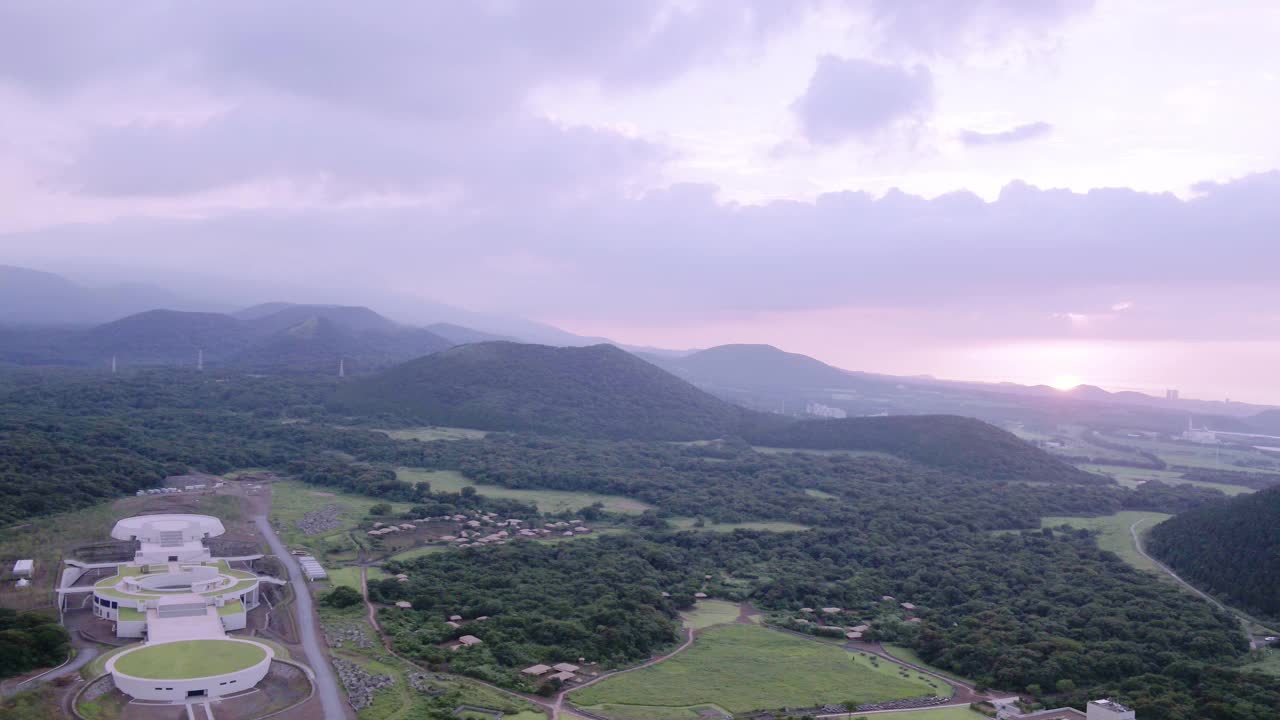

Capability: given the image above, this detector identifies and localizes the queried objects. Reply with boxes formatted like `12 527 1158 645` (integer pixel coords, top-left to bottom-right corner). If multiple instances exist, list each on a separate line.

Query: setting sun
1049 374 1083 390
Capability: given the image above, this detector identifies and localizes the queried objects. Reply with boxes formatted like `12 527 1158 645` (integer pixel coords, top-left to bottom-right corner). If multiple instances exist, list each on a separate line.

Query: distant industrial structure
1182 418 1220 444
805 402 847 419
1165 389 1179 401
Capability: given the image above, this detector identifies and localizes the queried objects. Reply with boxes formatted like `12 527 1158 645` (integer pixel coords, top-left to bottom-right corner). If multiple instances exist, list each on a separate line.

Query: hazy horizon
2 1 1277 404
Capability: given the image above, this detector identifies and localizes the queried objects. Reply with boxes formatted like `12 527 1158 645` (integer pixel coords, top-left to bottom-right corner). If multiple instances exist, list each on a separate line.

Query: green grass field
803 488 839 500
577 703 735 720
571 624 936 714
849 708 987 720
327 565 388 591
1079 464 1254 495
1240 648 1280 678
397 467 653 515
1039 511 1171 573
113 640 266 679
680 600 742 630
389 544 449 562
669 517 811 533
376 426 489 442
881 644 974 688
270 480 415 549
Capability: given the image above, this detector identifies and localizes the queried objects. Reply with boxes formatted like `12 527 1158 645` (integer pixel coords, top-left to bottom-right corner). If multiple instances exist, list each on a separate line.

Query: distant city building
805 402 847 419
1165 389 1179 400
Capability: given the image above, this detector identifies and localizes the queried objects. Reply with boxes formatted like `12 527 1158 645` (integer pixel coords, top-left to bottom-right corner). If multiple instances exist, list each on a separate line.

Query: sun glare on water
1049 375 1083 391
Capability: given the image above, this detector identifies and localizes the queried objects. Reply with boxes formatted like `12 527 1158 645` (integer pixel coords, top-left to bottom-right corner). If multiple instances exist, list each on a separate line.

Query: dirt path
1129 517 1262 648
558 627 696 717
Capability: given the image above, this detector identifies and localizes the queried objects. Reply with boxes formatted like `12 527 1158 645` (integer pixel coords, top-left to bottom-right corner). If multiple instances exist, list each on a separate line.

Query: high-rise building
1165 389 1179 400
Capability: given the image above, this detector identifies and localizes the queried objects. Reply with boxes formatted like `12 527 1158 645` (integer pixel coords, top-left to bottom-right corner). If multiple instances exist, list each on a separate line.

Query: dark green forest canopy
373 530 1276 720
411 434 1222 531
1148 485 1280 619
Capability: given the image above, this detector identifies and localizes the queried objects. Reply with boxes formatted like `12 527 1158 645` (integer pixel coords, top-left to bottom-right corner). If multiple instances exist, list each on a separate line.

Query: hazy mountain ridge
0 304 455 371
0 265 193 326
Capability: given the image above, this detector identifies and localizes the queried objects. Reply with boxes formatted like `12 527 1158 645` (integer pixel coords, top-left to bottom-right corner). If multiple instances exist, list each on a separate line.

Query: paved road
1130 518 1258 649
0 638 98 697
254 515 350 719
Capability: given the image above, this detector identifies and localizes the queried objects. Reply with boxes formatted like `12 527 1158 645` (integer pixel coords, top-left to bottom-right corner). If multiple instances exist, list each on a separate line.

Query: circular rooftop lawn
114 639 268 679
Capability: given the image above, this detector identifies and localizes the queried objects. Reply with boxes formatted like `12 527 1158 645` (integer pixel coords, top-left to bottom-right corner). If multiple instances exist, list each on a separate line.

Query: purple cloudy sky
1 1 1278 401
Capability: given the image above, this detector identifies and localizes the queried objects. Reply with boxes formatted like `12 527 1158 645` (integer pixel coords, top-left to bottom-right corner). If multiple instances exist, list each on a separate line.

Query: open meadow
679 600 743 630
396 467 653 514
1038 511 1171 574
1078 464 1255 496
571 624 937 716
270 479 415 551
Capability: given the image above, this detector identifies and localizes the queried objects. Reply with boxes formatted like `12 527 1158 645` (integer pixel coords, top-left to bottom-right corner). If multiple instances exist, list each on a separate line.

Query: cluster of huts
521 661 585 686
793 598 921 639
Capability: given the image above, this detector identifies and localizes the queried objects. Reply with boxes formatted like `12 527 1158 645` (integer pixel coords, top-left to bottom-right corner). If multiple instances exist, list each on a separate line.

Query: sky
1 1 1278 403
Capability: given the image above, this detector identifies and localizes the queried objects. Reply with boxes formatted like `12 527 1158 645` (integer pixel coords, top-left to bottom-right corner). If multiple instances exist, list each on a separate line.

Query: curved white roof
111 514 226 542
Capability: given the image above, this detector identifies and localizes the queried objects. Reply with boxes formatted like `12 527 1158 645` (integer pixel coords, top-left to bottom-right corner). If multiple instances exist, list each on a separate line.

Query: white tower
338 358 345 378
111 355 117 374
197 348 204 371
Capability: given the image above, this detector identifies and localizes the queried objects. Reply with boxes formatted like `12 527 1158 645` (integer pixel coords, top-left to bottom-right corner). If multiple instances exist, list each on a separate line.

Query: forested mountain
1147 486 1280 618
648 343 864 391
333 342 753 440
1247 409 1280 435
748 415 1105 485
0 304 454 372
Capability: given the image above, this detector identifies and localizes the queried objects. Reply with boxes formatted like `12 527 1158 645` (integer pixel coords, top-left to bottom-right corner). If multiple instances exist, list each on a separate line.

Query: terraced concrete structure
91 558 259 638
60 513 283 703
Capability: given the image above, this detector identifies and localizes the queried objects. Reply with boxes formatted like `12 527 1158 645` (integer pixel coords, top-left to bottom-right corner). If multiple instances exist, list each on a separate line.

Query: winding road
254 514 350 719
1129 517 1259 648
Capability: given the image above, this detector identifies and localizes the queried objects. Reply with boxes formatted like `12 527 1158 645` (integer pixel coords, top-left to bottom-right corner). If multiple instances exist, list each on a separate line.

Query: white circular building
112 514 226 563
107 638 273 701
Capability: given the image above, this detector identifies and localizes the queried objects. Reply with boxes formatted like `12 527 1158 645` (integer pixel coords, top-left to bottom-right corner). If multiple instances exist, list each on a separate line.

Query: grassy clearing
389 545 449 562
881 644 975 688
680 600 742 630
848 708 988 720
113 639 266 679
753 446 900 461
377 426 489 442
397 468 653 515
669 517 811 533
1079 464 1254 496
571 624 936 714
578 703 735 720
1117 436 1280 474
327 566 388 591
1039 511 1171 574
804 488 839 500
270 480 415 550
1241 648 1280 677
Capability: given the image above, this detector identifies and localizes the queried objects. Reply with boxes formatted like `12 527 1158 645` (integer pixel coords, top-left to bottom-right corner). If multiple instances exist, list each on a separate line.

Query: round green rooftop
113 639 268 679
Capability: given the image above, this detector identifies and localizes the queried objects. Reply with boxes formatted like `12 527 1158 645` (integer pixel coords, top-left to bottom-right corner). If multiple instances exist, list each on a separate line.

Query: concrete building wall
109 643 272 702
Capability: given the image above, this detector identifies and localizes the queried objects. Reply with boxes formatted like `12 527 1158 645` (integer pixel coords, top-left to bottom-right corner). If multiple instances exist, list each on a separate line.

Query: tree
323 586 363 608
368 502 392 516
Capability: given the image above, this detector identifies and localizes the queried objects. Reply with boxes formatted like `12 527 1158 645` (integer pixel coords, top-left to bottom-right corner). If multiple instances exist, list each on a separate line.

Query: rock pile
298 504 344 535
323 623 373 649
856 695 946 712
408 672 445 696
333 657 394 710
